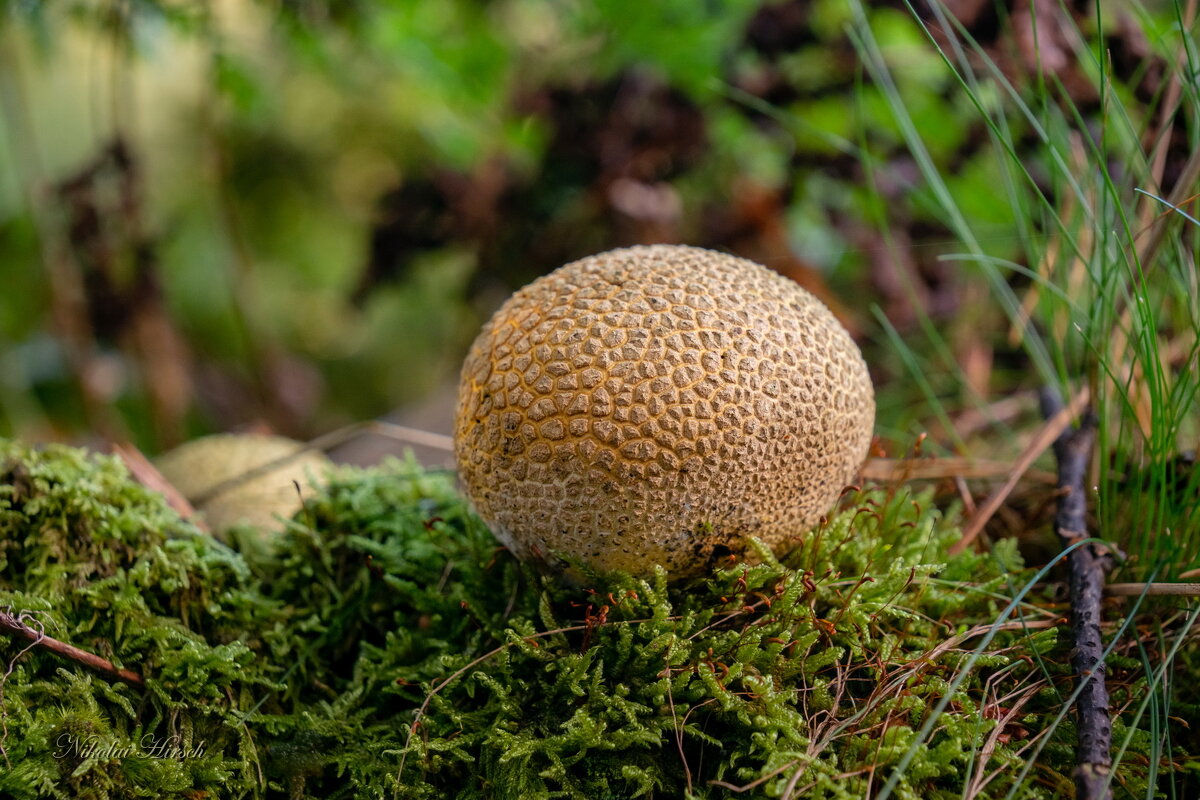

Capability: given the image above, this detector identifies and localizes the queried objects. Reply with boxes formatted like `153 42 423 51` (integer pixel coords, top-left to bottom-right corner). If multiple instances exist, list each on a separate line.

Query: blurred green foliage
0 0 769 447
0 0 1067 449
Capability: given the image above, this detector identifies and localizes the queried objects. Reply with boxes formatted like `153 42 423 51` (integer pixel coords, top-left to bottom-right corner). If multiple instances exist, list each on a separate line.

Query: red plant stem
0 612 143 687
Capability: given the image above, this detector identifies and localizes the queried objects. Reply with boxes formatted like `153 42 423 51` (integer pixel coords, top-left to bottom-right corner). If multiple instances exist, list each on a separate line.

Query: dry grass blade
1104 582 1200 597
192 420 454 507
965 679 1046 798
911 619 1059 665
949 392 1037 441
862 457 1057 484
367 421 455 452
948 386 1090 555
707 618 1059 796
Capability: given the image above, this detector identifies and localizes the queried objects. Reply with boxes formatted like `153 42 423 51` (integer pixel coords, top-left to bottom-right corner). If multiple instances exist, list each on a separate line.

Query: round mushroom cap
156 433 331 537
454 244 874 577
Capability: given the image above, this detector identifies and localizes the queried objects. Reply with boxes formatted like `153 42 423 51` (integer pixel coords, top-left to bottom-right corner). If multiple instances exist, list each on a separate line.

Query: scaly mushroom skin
455 244 874 577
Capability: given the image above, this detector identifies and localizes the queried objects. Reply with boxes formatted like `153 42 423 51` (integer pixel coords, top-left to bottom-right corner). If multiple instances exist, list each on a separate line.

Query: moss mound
0 439 1173 798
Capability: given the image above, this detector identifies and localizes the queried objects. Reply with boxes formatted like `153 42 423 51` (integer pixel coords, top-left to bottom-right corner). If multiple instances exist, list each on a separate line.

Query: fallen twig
1041 388 1112 800
0 608 143 688
112 442 207 530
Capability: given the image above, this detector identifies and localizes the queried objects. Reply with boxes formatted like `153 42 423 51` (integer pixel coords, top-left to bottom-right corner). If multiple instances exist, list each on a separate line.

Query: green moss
0 439 1182 798
0 441 278 799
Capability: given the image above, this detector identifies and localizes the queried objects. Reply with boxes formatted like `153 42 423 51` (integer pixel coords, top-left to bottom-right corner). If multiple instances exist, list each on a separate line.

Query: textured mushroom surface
455 244 874 577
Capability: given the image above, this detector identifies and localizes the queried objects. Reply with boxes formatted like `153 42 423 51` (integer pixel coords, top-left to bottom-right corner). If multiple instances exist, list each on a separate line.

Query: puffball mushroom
454 244 874 578
156 433 331 537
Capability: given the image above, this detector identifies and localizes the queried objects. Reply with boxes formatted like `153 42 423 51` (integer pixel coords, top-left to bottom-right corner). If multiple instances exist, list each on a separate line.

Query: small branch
0 609 143 687
1041 388 1112 800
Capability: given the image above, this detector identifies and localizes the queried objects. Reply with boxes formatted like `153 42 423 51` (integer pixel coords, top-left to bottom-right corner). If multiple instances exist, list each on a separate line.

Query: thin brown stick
948 386 1090 555
954 474 978 515
370 421 455 452
0 609 143 687
1041 389 1112 800
111 442 207 530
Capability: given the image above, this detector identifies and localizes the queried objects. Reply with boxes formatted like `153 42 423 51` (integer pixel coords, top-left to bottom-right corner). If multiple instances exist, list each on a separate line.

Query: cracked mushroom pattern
455 244 874 577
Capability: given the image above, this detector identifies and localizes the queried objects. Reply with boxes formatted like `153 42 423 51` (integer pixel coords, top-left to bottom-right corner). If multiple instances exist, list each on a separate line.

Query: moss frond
0 440 1186 798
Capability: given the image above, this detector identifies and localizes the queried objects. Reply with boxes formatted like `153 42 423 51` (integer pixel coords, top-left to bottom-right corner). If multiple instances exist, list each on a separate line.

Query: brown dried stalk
0 608 143 688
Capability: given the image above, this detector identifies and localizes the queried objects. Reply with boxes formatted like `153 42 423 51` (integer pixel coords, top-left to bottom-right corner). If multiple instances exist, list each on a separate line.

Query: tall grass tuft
841 0 1199 794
